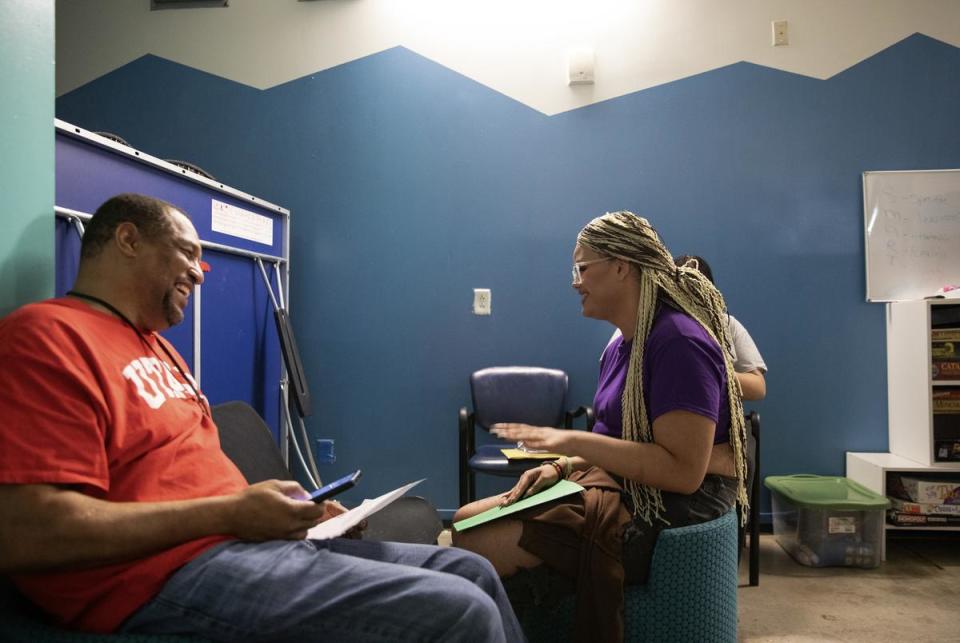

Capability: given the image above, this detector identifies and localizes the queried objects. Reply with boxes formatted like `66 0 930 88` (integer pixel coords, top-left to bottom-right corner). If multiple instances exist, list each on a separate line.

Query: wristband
559 456 572 478
546 460 564 480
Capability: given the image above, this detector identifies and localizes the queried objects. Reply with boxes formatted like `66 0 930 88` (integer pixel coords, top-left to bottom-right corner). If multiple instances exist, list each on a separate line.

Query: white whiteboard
863 170 960 302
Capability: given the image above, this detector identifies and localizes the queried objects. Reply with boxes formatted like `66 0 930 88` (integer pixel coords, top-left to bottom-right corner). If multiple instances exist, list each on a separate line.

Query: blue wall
57 34 960 516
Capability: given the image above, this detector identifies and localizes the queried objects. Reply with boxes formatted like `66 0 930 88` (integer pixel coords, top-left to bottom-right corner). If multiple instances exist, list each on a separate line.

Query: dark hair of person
674 254 715 285
80 193 179 259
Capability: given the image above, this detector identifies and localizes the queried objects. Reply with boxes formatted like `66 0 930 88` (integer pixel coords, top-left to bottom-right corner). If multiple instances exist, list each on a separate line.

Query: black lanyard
66 290 209 415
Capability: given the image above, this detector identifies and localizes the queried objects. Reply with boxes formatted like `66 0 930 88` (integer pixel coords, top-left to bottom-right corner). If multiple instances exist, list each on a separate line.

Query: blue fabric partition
55 124 287 443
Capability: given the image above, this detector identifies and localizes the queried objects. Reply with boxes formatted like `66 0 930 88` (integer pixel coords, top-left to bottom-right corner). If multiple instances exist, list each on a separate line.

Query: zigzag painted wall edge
56 34 960 517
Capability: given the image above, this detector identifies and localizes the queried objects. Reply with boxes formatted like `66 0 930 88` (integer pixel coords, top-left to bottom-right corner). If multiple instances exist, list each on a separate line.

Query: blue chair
458 366 593 506
520 510 739 643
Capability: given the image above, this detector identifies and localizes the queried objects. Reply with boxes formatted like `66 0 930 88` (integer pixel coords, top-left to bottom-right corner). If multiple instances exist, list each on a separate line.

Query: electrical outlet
473 288 491 315
315 439 335 464
772 20 789 47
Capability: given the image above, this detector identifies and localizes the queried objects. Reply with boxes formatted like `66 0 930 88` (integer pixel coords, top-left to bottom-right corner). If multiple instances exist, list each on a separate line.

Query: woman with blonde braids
453 211 748 635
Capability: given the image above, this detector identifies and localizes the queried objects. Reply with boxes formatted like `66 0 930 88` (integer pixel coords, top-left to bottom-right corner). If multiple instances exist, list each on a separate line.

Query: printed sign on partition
211 199 274 246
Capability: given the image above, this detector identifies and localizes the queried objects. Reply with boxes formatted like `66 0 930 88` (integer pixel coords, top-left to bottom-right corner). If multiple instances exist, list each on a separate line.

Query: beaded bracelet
546 460 564 479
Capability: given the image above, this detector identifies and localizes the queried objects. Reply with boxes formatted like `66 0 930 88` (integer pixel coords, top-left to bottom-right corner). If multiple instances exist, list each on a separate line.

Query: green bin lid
763 474 890 510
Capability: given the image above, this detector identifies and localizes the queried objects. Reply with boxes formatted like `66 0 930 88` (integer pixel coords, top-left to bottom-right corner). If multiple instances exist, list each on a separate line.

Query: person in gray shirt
675 255 767 400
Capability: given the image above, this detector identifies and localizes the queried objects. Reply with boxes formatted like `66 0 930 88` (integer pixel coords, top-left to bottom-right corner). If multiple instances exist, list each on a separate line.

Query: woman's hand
500 464 561 507
491 423 572 453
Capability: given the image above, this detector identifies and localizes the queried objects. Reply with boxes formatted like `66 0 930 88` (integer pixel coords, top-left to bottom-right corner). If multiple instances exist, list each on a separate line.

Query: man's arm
0 480 327 574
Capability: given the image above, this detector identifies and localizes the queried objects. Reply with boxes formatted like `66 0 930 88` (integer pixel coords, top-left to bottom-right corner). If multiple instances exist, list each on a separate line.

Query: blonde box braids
577 211 749 526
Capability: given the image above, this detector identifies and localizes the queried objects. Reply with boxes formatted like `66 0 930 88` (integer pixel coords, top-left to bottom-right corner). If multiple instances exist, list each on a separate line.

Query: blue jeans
121 538 524 642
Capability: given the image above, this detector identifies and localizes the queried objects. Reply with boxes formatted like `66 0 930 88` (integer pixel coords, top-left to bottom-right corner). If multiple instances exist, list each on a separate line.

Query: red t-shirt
0 298 248 632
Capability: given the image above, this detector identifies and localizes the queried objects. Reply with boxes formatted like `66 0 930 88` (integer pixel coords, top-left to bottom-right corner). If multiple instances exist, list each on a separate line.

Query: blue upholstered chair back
459 367 591 505
471 366 568 431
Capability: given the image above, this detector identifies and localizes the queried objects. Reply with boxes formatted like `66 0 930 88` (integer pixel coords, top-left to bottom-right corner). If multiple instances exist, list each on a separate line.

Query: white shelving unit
846 452 960 560
886 300 960 464
846 299 960 560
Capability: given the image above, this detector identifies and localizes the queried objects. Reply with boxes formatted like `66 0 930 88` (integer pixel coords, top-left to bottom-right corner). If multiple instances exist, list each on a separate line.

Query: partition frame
54 119 291 461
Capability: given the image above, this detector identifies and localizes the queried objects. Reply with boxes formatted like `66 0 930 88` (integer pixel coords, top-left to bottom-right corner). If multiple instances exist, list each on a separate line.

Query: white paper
306 479 424 540
211 199 274 246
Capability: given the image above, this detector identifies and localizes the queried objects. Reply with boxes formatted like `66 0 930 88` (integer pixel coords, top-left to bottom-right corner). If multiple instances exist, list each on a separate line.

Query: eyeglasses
572 257 613 285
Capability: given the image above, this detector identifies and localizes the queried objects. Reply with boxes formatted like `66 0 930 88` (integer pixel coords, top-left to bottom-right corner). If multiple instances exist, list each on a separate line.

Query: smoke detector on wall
567 48 595 86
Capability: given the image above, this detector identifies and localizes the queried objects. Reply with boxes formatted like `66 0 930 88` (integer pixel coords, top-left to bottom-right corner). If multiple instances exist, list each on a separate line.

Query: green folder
453 479 585 532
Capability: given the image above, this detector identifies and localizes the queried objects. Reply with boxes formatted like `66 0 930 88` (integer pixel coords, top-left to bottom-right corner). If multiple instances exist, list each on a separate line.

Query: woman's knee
450 520 540 578
453 497 492 523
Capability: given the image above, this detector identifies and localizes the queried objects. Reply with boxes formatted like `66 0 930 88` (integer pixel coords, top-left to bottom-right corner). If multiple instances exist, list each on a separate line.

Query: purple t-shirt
593 304 730 444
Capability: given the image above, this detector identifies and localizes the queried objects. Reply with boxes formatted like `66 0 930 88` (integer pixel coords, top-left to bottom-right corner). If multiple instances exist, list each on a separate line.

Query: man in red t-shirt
0 194 521 642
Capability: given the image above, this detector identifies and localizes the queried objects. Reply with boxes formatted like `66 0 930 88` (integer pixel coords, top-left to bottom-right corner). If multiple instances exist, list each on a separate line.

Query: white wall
57 0 960 115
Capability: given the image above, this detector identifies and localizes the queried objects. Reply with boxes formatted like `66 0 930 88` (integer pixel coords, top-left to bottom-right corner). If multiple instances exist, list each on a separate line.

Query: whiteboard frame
862 168 960 302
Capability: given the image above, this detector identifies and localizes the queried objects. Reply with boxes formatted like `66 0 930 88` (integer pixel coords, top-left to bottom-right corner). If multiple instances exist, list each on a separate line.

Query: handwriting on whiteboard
876 189 960 269
863 170 960 301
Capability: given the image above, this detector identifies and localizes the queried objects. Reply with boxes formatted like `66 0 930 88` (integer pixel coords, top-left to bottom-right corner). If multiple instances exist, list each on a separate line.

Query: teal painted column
0 0 54 316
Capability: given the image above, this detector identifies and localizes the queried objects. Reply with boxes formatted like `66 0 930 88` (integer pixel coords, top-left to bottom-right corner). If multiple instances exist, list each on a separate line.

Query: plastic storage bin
764 474 890 568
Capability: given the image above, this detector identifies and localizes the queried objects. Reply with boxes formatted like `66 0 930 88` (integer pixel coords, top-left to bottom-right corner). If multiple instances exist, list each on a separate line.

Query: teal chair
520 510 739 643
